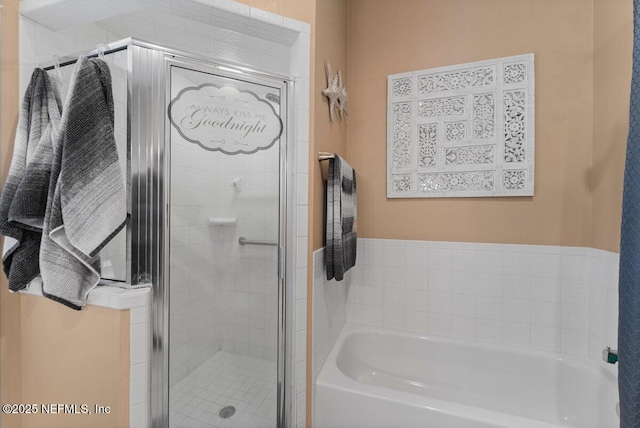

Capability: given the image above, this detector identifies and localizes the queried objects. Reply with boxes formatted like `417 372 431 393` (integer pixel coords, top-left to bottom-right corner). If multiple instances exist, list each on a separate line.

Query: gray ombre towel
0 69 62 291
325 155 357 281
40 57 126 309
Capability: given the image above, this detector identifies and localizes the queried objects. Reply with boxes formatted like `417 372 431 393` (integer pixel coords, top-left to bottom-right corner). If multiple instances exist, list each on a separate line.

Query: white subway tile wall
128 290 152 428
312 248 353 378
343 239 618 365
170 137 280 384
311 248 352 425
20 1 311 426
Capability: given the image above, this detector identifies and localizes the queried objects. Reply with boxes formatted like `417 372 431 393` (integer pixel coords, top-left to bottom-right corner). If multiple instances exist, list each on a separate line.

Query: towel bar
319 152 335 161
238 236 278 247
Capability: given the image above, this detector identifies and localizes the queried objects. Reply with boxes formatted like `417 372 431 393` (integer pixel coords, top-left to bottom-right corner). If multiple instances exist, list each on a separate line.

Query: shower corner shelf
207 217 237 226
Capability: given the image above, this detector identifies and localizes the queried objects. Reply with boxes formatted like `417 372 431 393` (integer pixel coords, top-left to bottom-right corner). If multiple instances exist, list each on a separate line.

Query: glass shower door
167 64 284 428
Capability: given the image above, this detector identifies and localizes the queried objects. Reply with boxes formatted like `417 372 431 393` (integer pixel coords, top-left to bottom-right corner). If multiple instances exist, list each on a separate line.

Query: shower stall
45 38 296 427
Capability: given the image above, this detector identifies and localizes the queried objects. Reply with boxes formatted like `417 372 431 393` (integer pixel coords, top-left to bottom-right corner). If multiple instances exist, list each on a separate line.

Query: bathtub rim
330 323 616 376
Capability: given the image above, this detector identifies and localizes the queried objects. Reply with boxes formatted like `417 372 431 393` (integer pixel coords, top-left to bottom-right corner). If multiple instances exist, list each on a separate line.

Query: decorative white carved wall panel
387 54 535 198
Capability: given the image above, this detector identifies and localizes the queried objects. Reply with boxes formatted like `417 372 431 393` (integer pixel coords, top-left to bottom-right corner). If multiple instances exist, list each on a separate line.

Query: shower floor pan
170 351 276 428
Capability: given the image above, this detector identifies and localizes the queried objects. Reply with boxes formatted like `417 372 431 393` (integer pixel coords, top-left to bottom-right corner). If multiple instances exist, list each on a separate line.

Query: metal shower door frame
128 40 293 428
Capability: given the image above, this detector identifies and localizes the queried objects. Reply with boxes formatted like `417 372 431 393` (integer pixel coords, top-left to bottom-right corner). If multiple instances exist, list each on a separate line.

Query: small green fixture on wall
603 346 618 364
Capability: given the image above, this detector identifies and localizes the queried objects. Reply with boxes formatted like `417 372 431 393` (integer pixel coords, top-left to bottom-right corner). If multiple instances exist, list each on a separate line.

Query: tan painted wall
346 0 596 246
311 0 348 250
19 296 130 428
1 1 24 427
592 0 633 252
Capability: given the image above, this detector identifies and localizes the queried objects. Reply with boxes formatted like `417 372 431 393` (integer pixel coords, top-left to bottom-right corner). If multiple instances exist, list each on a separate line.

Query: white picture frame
387 54 535 198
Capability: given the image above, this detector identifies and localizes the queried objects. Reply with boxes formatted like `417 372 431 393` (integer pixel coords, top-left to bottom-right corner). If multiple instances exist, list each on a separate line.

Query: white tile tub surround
588 249 620 371
311 249 350 375
311 247 359 424
342 239 619 366
19 1 311 426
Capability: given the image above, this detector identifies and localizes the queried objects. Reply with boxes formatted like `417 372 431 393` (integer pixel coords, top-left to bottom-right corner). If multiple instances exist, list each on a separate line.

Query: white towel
0 69 62 291
40 57 127 309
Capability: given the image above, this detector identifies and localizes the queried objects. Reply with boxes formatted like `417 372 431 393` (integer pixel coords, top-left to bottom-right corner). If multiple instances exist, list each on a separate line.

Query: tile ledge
19 277 151 310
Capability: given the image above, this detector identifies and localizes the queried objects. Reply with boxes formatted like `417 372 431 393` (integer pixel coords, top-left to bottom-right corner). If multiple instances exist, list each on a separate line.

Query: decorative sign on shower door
386 54 535 198
169 83 283 155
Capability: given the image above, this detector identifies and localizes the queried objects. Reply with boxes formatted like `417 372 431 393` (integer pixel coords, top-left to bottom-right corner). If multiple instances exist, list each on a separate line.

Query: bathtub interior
328 325 618 428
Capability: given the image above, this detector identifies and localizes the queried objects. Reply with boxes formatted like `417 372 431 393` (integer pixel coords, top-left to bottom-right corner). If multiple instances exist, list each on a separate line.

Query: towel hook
52 55 63 81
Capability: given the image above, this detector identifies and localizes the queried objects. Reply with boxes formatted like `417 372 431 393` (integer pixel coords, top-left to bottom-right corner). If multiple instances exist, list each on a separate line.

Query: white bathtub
316 324 618 428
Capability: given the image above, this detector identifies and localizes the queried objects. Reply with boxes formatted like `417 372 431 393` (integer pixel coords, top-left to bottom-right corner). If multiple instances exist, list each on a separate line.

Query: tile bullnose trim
19 277 151 310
